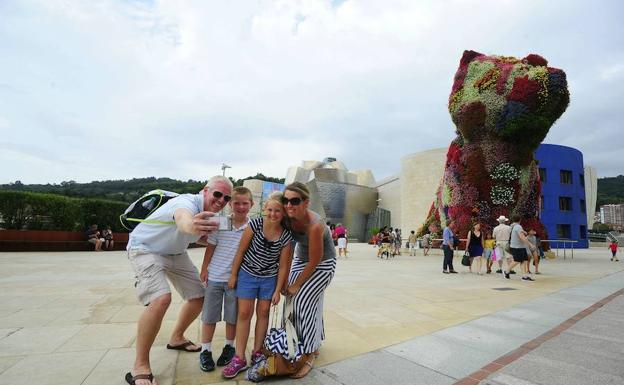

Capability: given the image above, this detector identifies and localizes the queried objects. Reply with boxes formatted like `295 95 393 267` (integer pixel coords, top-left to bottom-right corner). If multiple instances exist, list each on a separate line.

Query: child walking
609 241 619 261
526 228 539 274
483 232 495 274
527 229 542 274
198 187 254 372
222 192 293 379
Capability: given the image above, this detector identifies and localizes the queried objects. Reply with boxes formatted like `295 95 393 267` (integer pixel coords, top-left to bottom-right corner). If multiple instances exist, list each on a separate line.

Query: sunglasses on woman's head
212 190 231 202
281 197 302 206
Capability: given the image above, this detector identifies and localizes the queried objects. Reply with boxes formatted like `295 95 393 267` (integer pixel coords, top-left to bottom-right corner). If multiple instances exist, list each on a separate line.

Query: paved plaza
0 243 622 385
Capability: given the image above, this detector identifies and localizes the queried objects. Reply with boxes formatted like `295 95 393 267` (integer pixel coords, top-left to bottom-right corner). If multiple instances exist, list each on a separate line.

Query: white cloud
0 0 623 184
600 63 624 80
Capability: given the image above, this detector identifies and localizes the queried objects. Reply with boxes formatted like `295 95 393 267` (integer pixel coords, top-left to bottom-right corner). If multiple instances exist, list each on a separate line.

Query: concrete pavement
0 243 622 385
472 288 624 385
276 268 624 385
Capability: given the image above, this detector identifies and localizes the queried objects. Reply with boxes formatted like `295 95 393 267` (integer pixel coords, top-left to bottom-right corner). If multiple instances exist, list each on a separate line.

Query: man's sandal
290 360 313 379
125 372 154 385
166 340 201 352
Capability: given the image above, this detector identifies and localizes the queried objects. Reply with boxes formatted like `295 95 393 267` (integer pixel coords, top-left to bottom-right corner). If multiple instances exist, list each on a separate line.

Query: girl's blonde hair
264 191 291 230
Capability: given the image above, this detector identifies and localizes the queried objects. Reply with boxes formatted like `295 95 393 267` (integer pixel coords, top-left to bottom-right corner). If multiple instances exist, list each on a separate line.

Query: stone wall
400 148 446 233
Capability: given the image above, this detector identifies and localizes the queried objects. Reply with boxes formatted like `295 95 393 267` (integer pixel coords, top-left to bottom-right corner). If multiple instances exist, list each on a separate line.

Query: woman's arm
465 231 471 251
273 242 293 305
286 223 324 295
227 227 253 289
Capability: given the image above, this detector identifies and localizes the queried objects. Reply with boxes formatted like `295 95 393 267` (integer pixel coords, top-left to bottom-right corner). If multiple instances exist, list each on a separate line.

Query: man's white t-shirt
127 193 204 255
493 223 511 243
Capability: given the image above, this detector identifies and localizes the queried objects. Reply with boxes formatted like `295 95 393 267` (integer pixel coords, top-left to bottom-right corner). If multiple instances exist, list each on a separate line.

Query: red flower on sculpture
508 76 541 102
446 143 462 166
523 54 548 67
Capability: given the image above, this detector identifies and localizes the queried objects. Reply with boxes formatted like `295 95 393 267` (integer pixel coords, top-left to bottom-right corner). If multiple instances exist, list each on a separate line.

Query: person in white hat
492 215 513 274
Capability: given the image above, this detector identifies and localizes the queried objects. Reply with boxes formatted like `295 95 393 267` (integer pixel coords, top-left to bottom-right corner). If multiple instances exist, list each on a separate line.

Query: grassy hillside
3 174 619 209
0 174 284 204
597 175 624 209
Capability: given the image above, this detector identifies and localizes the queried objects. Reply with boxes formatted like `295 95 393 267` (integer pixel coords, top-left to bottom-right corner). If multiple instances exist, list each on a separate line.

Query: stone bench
0 230 129 252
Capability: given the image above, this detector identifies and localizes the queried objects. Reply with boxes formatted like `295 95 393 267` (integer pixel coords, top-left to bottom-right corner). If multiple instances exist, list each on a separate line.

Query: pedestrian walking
609 241 619 261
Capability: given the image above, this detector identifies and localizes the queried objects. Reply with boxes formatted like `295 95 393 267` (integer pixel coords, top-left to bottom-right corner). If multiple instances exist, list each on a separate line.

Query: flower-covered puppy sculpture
421 50 570 240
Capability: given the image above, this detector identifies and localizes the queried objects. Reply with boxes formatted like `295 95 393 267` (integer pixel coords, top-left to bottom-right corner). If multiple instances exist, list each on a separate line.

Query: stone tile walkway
0 243 622 384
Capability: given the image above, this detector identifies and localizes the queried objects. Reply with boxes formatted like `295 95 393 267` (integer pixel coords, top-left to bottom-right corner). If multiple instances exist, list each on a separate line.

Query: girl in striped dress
282 182 337 379
222 193 293 379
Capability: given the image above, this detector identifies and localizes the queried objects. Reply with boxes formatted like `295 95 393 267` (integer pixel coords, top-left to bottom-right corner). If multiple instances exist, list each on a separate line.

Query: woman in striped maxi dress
281 182 337 379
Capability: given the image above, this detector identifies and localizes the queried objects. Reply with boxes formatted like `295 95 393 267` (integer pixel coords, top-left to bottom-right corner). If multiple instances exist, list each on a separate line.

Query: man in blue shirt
442 220 458 274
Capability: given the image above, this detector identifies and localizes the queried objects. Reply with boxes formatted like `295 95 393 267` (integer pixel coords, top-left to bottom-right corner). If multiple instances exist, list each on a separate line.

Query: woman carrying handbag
465 222 485 274
281 182 337 379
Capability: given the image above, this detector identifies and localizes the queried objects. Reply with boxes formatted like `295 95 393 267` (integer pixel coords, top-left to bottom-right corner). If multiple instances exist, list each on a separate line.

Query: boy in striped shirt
198 187 253 372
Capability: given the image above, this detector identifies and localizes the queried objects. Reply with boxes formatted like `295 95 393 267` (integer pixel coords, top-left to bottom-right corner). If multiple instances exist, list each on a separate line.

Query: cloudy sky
1 0 622 184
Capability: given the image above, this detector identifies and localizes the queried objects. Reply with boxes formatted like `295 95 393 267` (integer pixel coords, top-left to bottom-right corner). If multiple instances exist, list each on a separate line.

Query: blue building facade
534 144 588 248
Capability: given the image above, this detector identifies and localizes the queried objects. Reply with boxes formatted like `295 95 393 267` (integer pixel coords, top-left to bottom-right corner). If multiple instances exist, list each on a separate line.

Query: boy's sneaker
251 350 264 365
217 345 235 366
504 271 510 279
510 270 517 274
521 276 535 282
222 355 247 378
200 350 215 372
495 269 502 274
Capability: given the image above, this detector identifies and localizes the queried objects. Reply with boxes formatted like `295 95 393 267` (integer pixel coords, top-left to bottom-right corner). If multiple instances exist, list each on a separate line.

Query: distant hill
0 174 285 204
4 174 618 209
597 175 624 209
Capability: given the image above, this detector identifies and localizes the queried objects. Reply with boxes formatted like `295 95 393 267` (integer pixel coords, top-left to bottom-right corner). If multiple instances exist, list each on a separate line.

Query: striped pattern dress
288 212 337 353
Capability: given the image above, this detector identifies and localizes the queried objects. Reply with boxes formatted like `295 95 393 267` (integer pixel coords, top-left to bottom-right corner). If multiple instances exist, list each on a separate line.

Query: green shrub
0 191 128 232
78 198 128 232
0 191 28 230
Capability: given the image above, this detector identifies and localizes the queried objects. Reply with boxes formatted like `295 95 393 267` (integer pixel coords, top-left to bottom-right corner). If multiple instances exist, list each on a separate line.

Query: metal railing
542 239 578 260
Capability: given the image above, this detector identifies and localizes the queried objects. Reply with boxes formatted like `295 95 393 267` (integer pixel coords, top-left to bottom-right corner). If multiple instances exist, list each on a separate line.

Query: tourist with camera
125 175 233 385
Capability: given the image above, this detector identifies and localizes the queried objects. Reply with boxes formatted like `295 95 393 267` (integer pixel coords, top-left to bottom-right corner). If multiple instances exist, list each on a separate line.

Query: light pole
221 163 231 176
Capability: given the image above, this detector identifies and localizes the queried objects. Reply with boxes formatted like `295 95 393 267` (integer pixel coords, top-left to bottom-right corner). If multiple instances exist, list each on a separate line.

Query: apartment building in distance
600 204 624 230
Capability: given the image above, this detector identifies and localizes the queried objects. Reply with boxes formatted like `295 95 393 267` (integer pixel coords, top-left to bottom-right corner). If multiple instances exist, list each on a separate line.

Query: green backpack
120 190 179 231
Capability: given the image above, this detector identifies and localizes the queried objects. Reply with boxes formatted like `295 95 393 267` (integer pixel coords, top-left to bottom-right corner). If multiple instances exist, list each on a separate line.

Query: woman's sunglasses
281 197 303 206
212 191 231 202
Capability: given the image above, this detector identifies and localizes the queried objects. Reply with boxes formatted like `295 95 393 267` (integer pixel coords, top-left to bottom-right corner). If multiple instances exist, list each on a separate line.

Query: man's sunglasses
281 197 303 206
212 191 231 202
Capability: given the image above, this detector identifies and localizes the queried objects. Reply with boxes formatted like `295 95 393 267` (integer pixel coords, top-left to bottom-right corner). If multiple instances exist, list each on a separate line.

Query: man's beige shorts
128 250 204 306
